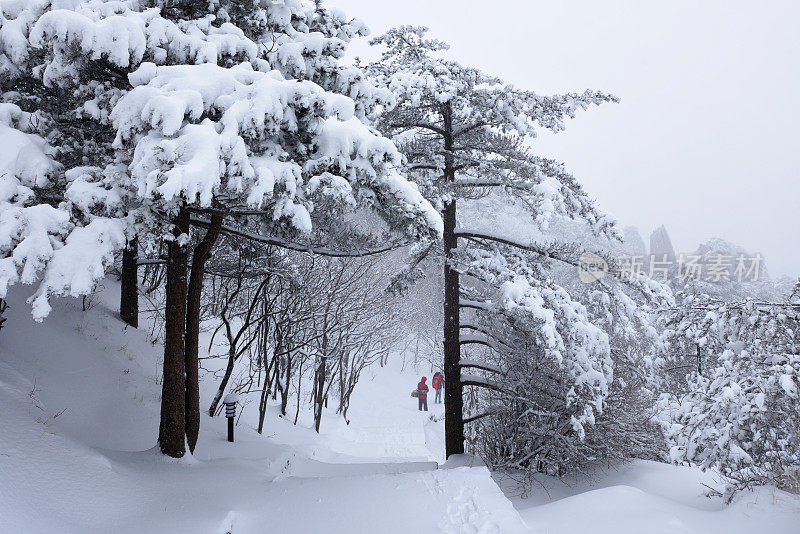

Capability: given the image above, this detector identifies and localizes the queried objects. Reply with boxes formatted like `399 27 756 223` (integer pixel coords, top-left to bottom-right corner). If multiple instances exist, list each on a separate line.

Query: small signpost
223 392 238 443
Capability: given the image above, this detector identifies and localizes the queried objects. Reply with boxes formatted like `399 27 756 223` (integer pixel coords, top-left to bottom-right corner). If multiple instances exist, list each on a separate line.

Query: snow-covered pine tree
366 26 623 458
0 0 403 323
663 296 800 497
0 1 441 457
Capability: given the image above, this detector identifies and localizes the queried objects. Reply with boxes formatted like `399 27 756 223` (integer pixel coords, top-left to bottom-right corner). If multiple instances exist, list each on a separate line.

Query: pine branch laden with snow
111 59 441 234
0 0 441 319
659 292 798 392
581 262 671 383
0 102 126 318
367 25 618 236
497 277 613 433
441 194 672 474
463 296 667 477
661 295 800 496
457 275 624 473
457 270 616 472
455 235 666 412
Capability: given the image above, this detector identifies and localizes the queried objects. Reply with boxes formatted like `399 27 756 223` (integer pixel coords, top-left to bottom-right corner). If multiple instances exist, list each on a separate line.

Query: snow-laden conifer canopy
0 0 441 319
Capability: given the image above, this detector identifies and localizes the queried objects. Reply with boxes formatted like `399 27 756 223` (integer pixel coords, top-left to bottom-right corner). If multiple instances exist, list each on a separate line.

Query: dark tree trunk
258 356 270 434
185 214 222 453
443 198 464 457
158 207 190 458
441 102 464 458
120 236 139 328
293 358 304 425
314 356 326 433
271 327 292 418
272 362 279 400
280 354 292 417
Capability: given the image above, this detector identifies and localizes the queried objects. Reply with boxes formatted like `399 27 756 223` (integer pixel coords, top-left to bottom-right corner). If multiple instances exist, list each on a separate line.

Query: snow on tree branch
0 0 442 318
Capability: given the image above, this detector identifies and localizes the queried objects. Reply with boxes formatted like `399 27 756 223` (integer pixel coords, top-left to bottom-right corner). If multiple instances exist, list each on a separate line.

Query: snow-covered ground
498 460 799 534
1 283 798 532
0 284 524 533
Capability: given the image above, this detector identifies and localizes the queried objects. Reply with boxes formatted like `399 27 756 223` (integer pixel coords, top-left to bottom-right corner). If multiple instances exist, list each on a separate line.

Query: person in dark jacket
417 377 429 411
432 372 444 404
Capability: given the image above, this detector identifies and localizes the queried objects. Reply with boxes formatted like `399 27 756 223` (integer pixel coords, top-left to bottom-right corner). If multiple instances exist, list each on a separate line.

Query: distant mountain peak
649 225 676 263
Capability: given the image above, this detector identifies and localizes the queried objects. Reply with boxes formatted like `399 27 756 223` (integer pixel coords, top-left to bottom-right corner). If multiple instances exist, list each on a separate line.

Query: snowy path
319 361 447 463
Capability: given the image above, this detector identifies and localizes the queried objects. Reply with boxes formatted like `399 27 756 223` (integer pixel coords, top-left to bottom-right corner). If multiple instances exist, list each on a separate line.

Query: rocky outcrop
649 225 677 263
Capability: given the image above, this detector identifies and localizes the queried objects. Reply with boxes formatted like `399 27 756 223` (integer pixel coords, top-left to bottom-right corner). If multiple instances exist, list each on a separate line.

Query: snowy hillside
1 283 797 533
0 284 525 533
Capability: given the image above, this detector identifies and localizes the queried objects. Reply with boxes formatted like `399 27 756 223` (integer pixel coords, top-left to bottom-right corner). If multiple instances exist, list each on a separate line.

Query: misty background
336 0 800 278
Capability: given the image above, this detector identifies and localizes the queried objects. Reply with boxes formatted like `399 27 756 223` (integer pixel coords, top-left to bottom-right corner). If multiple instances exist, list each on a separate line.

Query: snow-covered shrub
467 275 668 477
472 365 664 478
575 282 669 467
664 299 800 497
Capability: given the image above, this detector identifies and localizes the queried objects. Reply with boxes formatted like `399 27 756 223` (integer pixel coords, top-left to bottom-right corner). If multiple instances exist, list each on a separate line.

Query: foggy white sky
333 0 800 278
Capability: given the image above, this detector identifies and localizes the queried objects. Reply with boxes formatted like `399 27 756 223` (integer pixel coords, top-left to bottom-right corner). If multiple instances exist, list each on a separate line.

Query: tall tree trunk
159 207 190 458
185 214 222 453
120 236 139 328
271 328 291 418
443 198 464 457
258 349 278 434
441 101 464 458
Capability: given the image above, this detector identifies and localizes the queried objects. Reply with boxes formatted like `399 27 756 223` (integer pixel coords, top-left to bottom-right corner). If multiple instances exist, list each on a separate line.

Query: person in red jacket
417 376 429 411
432 372 444 404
